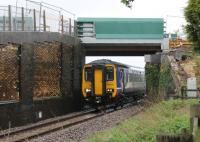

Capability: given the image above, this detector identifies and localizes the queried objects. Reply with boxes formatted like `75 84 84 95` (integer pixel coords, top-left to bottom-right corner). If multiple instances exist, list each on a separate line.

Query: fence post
43 10 46 32
8 5 12 31
74 20 77 37
21 7 25 31
3 16 5 31
61 15 64 34
190 104 200 142
33 9 36 31
69 18 71 36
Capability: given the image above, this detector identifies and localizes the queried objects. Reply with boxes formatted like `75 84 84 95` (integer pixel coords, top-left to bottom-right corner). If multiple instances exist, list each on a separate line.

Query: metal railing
0 5 76 36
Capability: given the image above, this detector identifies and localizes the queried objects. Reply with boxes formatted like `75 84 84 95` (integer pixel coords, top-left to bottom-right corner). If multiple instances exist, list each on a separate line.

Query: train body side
115 66 146 97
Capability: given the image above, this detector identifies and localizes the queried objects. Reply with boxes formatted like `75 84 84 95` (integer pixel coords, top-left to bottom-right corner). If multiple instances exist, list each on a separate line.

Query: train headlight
85 88 92 93
106 89 113 93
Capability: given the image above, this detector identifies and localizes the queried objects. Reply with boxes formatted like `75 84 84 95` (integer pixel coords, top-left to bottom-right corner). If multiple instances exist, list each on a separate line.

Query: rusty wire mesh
0 44 19 101
33 42 61 98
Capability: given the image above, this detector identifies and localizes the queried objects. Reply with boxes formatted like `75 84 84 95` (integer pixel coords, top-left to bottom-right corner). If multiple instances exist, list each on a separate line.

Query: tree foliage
121 0 134 8
185 0 200 50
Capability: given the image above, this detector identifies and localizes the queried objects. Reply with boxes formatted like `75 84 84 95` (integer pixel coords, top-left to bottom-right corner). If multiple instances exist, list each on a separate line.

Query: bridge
77 18 168 56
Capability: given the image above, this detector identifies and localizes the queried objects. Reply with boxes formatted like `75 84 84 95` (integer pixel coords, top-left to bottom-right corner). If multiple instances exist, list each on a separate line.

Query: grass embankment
85 99 198 142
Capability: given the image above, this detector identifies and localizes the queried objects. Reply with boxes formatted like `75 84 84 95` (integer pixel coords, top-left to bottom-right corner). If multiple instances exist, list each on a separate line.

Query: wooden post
8 5 12 31
33 9 36 31
156 133 193 142
43 10 46 32
21 7 25 31
190 104 200 142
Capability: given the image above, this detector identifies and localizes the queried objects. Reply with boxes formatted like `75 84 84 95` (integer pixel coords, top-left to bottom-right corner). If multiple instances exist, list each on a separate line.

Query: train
82 59 146 108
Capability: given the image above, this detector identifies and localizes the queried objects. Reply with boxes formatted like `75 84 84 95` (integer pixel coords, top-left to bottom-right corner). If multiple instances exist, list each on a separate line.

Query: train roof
88 59 131 68
87 59 145 73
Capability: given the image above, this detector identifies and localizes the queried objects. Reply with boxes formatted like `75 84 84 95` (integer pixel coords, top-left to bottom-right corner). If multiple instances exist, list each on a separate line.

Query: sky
0 0 189 67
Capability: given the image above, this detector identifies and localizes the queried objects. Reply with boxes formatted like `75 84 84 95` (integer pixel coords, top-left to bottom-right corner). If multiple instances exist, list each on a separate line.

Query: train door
94 68 103 96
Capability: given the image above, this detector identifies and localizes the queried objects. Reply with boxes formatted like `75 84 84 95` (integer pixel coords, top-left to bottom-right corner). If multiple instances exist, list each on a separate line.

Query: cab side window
85 67 92 81
106 67 114 81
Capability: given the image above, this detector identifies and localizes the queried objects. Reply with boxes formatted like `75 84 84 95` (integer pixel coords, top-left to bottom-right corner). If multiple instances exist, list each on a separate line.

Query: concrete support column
19 43 34 124
60 43 73 97
72 39 85 109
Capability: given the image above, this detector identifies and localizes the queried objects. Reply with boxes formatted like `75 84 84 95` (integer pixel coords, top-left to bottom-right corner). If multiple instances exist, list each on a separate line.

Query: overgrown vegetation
145 63 160 101
159 64 174 98
145 63 173 101
85 99 198 142
185 0 200 50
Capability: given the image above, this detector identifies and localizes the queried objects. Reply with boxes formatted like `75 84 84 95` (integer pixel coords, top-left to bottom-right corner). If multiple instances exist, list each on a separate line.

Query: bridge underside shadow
83 43 162 56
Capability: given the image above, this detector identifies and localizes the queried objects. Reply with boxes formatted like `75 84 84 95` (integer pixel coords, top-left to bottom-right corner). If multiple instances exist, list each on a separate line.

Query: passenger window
85 67 92 81
106 67 114 81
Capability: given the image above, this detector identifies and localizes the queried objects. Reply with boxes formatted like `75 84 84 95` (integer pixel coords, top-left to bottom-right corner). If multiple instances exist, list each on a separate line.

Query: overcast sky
1 0 188 67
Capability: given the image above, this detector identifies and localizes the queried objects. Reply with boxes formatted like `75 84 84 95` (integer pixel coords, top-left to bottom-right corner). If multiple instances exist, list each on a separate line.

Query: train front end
82 63 117 106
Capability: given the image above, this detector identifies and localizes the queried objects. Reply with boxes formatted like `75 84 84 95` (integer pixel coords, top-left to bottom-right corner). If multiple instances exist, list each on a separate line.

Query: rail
0 109 99 142
0 99 145 142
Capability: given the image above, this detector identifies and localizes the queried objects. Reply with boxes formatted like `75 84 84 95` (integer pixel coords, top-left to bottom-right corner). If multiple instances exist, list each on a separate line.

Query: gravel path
27 103 144 142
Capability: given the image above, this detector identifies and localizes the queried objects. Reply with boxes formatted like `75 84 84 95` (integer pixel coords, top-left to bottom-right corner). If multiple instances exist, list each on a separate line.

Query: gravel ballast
28 103 144 142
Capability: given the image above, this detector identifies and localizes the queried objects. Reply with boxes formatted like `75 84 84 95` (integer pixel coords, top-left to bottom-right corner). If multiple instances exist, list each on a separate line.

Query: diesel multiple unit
82 59 146 107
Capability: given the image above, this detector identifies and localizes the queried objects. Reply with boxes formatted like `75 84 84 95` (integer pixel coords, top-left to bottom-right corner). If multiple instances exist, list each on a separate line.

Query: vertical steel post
43 10 46 32
3 16 5 31
8 5 12 31
58 11 61 33
21 7 24 31
39 3 42 31
74 20 77 37
69 18 71 36
33 9 36 31
61 15 64 34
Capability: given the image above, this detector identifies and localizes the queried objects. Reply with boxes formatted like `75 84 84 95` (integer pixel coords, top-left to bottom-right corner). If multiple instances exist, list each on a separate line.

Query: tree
185 0 200 50
121 0 134 8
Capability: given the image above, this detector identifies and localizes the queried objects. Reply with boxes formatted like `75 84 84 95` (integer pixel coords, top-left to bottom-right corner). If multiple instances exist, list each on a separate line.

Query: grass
84 99 198 142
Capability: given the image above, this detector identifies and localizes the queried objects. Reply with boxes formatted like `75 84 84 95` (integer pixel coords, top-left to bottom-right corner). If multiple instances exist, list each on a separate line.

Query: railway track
0 109 102 142
0 99 144 142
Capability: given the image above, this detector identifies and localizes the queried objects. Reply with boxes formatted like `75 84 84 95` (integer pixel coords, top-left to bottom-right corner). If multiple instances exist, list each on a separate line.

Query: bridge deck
77 18 167 56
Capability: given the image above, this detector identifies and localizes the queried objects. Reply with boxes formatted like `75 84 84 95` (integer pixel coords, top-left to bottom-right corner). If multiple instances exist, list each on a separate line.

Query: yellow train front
82 59 145 107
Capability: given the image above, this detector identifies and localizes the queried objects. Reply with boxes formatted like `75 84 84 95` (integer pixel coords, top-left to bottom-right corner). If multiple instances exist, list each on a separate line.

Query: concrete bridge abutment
0 32 84 129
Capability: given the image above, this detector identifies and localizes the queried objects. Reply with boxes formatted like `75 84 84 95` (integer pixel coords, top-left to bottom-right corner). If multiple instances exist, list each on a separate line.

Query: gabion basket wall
0 44 19 101
33 42 61 98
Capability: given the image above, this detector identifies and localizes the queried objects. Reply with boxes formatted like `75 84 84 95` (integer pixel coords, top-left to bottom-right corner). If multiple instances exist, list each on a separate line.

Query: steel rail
0 109 97 142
